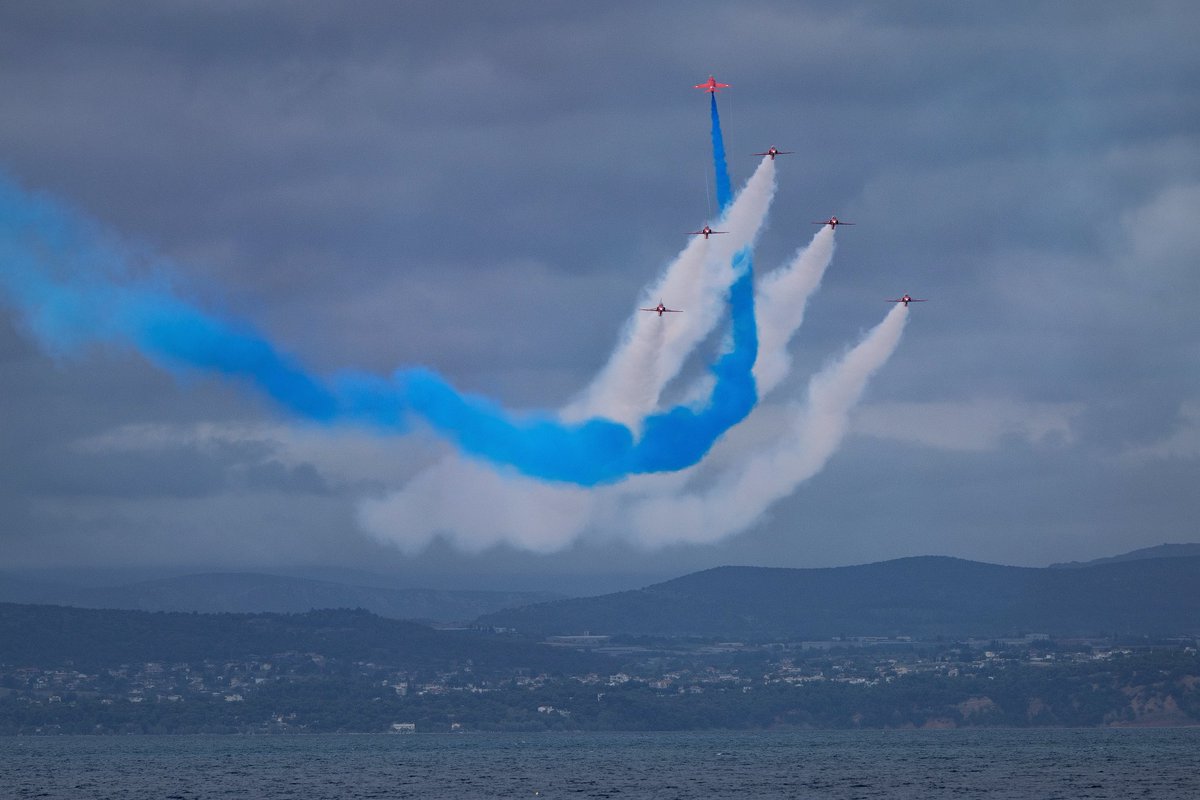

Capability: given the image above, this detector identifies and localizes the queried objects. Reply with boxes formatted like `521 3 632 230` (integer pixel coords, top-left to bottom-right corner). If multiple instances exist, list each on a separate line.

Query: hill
477 555 1200 640
0 572 560 624
0 603 605 676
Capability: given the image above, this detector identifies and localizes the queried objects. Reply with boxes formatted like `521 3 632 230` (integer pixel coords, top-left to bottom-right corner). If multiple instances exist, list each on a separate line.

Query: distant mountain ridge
478 555 1200 640
4 543 1196 633
0 572 561 624
1049 542 1200 568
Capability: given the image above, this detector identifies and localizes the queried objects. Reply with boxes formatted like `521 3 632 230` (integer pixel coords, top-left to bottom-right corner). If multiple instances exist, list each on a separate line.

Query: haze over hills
478 554 1200 640
0 572 561 624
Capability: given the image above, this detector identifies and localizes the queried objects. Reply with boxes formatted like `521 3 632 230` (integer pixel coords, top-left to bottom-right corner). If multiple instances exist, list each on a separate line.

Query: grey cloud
241 459 330 495
1 1 1198 587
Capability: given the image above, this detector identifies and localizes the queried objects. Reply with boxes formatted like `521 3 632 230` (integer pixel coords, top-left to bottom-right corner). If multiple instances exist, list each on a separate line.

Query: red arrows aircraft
812 216 855 229
888 294 927 307
688 225 727 239
753 146 793 160
694 75 730 93
641 301 682 317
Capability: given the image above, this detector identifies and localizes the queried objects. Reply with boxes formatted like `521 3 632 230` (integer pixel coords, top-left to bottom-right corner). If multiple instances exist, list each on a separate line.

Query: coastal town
4 628 1197 734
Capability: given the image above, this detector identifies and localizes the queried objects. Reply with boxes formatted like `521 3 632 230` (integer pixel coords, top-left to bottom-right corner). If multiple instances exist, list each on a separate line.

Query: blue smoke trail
401 91 760 479
0 182 341 420
399 368 634 485
710 93 733 210
698 91 760 459
630 248 756 472
0 164 761 485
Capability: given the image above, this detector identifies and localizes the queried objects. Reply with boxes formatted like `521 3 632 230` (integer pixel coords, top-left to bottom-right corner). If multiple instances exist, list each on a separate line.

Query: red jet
641 301 682 317
753 146 793 160
694 75 730 93
888 294 927 307
812 216 855 229
688 225 727 239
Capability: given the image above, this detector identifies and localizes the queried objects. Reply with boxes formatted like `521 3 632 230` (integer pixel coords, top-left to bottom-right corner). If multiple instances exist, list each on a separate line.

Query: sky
1 1 1198 594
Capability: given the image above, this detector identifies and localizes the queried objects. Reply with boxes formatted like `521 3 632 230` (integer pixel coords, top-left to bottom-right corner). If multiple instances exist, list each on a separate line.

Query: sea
3 728 1199 799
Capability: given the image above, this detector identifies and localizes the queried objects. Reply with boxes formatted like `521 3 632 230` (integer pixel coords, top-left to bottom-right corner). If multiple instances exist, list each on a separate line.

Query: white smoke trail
355 158 908 556
359 305 909 554
359 159 780 555
358 456 598 555
624 303 910 546
356 454 695 555
561 157 777 427
660 222 835 425
753 225 836 395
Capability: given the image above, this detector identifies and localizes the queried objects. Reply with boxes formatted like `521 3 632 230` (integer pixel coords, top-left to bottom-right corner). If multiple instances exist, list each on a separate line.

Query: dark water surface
3 728 1198 799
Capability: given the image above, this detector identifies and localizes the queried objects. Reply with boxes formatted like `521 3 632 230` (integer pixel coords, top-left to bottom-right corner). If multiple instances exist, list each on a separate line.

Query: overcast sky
1 1 1198 593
